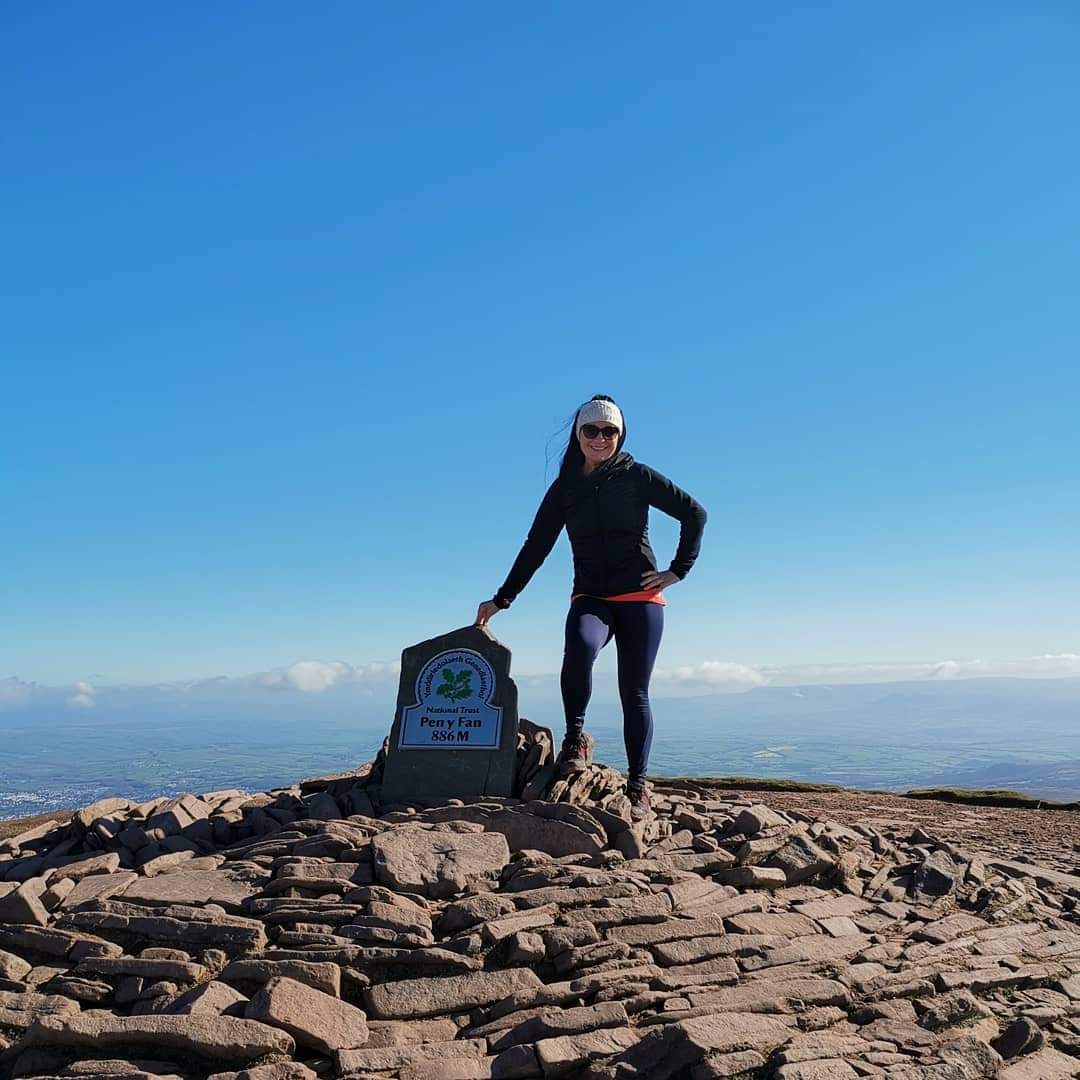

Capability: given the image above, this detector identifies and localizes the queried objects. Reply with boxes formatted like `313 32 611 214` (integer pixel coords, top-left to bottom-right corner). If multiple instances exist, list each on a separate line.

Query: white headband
575 399 623 435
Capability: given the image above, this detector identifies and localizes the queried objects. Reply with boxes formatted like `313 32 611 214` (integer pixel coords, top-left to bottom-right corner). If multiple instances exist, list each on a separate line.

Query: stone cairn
1 722 1079 1079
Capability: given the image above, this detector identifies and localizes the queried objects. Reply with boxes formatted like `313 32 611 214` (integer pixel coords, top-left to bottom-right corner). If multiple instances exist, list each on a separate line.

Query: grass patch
0 810 72 842
903 787 1080 810
652 775 1079 810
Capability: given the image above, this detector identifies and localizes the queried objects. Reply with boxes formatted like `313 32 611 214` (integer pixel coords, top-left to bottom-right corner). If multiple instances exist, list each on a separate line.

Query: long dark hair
549 393 627 484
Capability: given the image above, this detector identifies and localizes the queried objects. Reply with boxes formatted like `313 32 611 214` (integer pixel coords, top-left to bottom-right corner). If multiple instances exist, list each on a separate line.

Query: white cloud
251 658 402 693
892 655 1080 681
653 653 1080 691
256 661 355 693
67 680 96 708
930 661 963 679
654 661 767 691
361 661 398 675
1005 653 1080 676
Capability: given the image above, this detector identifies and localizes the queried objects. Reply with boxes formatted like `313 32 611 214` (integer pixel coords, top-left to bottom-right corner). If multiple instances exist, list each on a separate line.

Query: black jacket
494 451 707 606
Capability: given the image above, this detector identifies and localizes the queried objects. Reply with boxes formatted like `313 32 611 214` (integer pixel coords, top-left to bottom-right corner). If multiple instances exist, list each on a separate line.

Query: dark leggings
560 596 664 786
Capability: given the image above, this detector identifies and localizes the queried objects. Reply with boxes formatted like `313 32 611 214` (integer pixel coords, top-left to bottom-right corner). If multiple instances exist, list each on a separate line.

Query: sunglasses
581 424 620 440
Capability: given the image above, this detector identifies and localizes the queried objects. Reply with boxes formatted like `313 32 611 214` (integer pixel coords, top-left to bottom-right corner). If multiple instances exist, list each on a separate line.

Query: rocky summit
1 724 1080 1079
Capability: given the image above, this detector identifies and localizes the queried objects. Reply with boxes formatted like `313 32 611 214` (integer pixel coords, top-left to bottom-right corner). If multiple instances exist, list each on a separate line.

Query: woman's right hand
475 600 501 627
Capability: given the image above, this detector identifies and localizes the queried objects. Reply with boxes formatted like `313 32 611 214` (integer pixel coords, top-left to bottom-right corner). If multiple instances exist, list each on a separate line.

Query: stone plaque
380 624 520 803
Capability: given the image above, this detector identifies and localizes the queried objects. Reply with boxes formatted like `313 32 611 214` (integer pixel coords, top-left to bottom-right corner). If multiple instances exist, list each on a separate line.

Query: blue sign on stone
398 648 504 750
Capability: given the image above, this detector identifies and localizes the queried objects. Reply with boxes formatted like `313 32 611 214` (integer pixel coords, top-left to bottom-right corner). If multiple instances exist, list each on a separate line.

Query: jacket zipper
594 475 607 592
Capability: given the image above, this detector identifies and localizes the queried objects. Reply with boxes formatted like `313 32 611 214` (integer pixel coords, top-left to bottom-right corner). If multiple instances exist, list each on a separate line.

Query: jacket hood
604 450 634 473
560 449 634 490
570 449 634 485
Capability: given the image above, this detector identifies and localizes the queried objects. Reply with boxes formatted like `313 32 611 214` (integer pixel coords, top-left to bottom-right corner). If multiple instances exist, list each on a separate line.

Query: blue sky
3 3 1078 690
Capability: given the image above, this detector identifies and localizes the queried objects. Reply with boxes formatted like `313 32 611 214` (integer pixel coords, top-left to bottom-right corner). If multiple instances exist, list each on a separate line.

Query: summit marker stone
381 625 520 803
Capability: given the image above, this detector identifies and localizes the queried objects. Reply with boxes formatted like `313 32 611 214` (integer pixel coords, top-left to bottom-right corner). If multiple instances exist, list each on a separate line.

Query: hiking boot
555 734 591 776
626 781 652 821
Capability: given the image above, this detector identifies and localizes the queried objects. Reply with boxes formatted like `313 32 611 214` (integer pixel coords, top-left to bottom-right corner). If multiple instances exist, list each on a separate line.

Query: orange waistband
570 590 667 606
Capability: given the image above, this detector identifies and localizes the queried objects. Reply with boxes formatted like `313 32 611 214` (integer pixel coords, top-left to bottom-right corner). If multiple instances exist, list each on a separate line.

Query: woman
475 394 707 820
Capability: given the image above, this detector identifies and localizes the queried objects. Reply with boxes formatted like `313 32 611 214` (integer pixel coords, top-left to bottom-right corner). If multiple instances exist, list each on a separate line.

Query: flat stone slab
60 870 138 908
997 1045 1080 1079
490 1001 629 1053
988 858 1080 893
608 916 729 947
221 960 341 997
485 807 605 858
336 1038 489 1075
166 980 249 1016
74 955 208 983
608 1012 796 1079
59 910 268 954
535 1027 640 1075
123 870 257 908
689 977 851 1011
725 912 820 937
372 829 510 899
793 895 875 920
0 989 81 1030
774 1060 860 1079
0 948 31 982
247 977 368 1053
20 1011 296 1063
0 881 50 925
364 968 542 1020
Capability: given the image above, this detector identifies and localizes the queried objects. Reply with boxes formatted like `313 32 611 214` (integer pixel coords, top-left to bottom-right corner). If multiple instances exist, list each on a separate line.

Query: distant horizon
4 654 1080 710
4 667 1080 820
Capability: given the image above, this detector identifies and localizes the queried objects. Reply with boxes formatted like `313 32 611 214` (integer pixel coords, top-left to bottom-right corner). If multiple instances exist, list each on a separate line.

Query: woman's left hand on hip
640 570 680 591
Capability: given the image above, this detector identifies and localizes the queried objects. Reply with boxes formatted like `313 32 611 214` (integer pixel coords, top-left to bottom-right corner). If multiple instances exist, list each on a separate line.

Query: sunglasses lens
582 424 619 440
